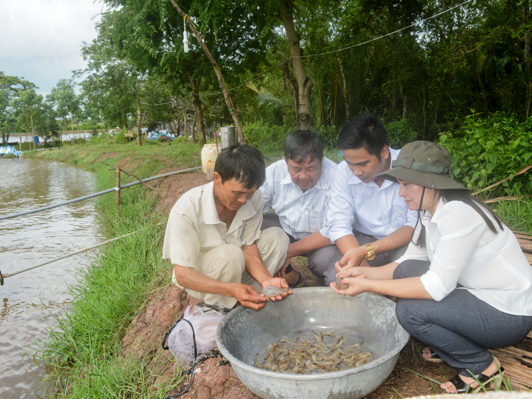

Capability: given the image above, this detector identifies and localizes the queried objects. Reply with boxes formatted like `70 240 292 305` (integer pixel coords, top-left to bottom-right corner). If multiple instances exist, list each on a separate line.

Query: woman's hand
330 274 368 296
337 266 367 279
335 245 368 271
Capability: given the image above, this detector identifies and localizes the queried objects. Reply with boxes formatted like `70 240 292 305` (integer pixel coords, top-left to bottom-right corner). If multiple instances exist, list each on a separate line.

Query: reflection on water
0 157 102 399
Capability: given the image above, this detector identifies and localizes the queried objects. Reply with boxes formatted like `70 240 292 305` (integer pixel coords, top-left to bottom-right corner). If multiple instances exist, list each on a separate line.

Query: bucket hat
376 141 467 190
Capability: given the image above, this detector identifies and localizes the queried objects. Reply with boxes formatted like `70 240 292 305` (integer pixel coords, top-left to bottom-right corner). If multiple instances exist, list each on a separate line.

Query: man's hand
274 257 291 278
232 284 269 311
261 277 292 302
335 245 368 271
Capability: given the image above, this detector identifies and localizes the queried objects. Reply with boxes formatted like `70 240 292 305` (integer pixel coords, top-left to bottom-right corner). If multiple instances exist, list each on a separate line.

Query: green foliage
313 125 339 148
112 129 128 144
385 119 418 150
244 121 293 153
439 112 532 196
244 122 339 156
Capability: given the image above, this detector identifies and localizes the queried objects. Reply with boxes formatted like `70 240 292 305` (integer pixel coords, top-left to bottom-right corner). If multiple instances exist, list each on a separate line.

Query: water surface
0 157 102 398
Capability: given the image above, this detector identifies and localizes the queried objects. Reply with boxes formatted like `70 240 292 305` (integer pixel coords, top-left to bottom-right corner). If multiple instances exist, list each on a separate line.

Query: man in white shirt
260 130 338 286
323 114 417 285
162 145 290 311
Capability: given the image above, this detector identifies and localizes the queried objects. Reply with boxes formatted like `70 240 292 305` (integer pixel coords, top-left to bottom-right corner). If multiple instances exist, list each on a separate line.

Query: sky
0 0 104 95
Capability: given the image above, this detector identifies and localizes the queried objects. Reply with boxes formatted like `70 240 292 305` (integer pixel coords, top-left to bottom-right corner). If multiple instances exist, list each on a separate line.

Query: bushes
384 119 418 150
244 122 340 154
439 112 532 196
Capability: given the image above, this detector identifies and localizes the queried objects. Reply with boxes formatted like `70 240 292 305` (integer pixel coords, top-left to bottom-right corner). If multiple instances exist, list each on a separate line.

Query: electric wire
0 167 200 221
293 0 475 59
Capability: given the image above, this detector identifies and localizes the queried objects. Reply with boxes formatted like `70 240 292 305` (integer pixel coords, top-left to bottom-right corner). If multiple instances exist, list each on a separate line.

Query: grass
495 198 532 234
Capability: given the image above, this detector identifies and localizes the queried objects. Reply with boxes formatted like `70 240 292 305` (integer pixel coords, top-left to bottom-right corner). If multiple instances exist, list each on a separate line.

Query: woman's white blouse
395 198 532 316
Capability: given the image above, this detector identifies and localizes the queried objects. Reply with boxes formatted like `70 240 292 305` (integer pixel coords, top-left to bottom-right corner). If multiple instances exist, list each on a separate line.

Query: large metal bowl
216 288 409 399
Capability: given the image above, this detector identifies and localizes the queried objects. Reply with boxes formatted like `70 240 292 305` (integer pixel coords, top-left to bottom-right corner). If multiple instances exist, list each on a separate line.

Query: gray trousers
322 230 408 286
394 260 532 376
261 213 338 286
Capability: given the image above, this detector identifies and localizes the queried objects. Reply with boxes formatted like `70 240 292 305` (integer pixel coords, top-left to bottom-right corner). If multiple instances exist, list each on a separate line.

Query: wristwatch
365 243 376 261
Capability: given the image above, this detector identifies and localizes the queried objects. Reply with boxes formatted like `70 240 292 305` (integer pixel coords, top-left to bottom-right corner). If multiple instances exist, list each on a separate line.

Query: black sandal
441 367 505 394
423 347 443 364
288 270 303 288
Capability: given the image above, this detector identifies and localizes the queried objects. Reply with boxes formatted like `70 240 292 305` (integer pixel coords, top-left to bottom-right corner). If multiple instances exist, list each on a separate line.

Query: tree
0 72 36 146
95 0 275 145
48 79 81 133
11 89 45 149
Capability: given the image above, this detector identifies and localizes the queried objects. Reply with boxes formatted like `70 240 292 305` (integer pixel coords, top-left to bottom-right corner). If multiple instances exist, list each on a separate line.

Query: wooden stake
116 166 120 215
19 136 21 151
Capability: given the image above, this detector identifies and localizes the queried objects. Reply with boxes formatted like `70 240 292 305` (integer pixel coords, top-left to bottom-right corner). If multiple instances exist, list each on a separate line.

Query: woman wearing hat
332 141 532 394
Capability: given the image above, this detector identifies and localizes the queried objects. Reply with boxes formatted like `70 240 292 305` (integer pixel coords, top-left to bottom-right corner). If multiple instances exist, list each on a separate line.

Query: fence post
116 166 120 215
19 136 22 151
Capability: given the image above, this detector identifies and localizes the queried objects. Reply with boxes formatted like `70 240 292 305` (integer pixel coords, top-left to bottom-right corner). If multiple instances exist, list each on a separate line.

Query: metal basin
216 288 409 399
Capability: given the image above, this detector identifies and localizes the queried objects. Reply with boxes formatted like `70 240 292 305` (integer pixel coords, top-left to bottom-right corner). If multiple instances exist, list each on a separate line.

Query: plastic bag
167 304 225 366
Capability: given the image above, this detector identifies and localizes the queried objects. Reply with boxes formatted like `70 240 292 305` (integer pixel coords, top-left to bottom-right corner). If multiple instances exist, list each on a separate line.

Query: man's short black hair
214 144 265 189
284 130 324 164
336 114 389 160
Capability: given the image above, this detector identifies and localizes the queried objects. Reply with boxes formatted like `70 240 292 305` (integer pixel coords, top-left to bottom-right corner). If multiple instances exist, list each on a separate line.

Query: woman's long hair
413 189 505 248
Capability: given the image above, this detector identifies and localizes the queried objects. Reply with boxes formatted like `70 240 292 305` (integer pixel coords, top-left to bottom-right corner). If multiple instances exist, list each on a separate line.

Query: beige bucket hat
376 141 467 190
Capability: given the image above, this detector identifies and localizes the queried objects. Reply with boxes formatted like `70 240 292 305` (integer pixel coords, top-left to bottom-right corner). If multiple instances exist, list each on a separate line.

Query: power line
293 0 474 59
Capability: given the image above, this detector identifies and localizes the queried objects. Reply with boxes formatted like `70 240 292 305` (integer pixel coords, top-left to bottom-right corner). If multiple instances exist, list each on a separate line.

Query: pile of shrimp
254 331 374 374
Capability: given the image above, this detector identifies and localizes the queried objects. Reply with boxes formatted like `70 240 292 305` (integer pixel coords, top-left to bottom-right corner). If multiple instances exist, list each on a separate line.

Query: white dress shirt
162 182 263 268
260 158 337 240
326 148 417 243
396 198 532 316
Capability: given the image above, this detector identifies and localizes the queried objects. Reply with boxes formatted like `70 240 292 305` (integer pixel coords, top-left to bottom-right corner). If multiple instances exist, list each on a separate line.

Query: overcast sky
0 0 104 95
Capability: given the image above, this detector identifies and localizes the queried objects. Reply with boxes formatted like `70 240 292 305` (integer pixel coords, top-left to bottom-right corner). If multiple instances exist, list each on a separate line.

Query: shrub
385 119 418 150
112 130 128 144
438 112 532 196
244 122 291 153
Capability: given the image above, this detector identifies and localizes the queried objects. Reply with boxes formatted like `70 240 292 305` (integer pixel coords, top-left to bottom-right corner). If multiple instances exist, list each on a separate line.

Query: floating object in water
261 286 290 298
255 331 374 374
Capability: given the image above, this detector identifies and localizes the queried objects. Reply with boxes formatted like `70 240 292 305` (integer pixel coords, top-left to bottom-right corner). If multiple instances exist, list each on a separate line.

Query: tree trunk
314 62 324 125
336 53 350 121
422 83 427 140
192 111 197 144
135 96 142 146
170 0 245 142
524 0 531 119
279 1 312 130
399 82 407 119
30 105 36 150
183 61 206 145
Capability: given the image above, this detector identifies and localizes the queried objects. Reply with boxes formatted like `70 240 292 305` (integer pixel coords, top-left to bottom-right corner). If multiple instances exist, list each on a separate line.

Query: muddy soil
121 169 458 399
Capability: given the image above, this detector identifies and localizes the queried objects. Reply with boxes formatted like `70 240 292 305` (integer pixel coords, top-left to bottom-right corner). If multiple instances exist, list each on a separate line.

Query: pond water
0 157 102 398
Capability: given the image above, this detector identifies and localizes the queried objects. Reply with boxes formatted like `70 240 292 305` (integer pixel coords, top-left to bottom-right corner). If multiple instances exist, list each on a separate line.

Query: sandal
441 367 505 394
288 271 303 288
423 347 444 364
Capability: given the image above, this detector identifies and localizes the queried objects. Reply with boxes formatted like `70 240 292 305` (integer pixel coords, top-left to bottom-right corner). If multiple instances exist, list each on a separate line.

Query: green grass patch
494 198 532 234
35 143 193 397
